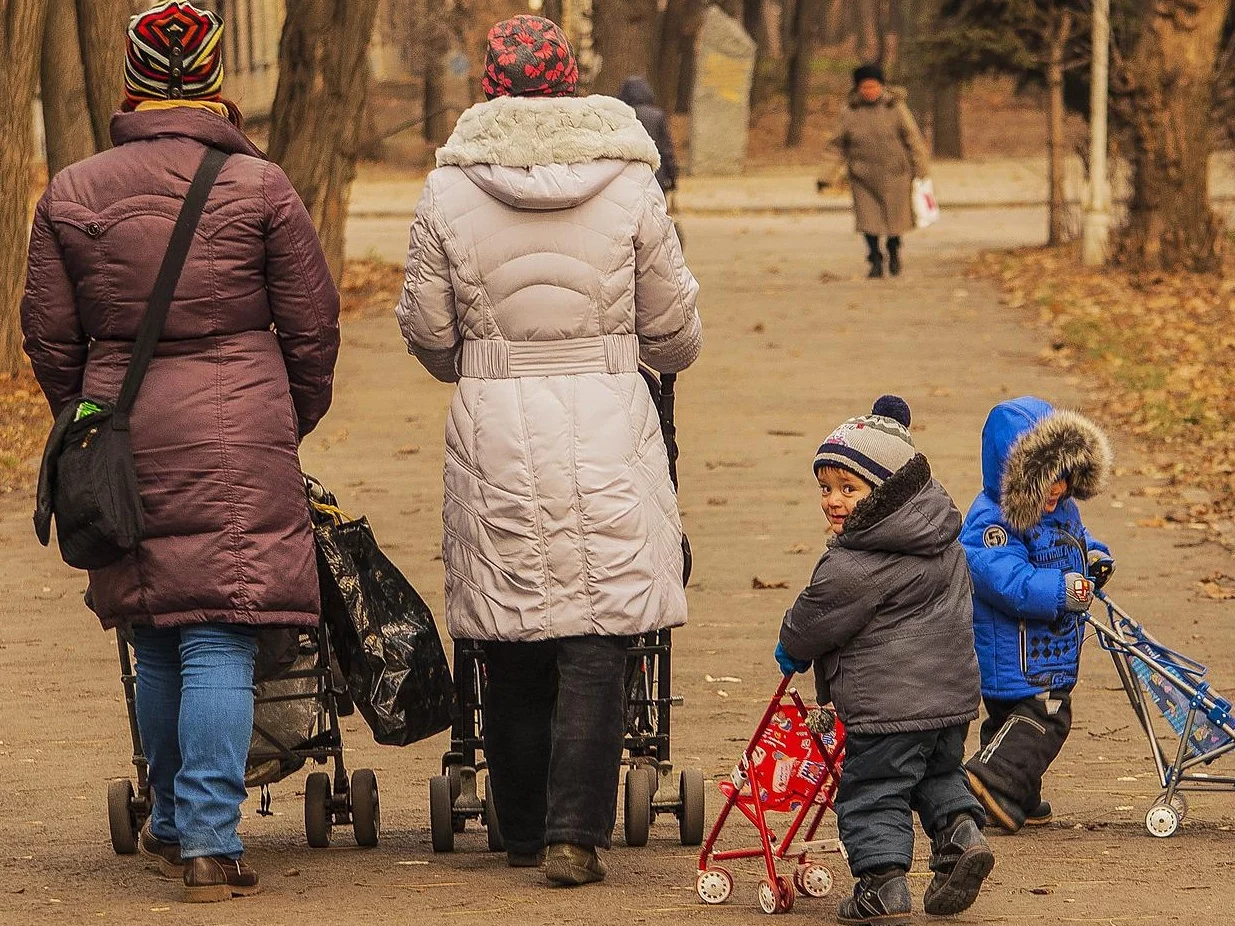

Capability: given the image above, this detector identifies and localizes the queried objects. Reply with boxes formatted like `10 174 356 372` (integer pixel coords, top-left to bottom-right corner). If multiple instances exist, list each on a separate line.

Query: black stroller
427 370 705 852
106 621 380 853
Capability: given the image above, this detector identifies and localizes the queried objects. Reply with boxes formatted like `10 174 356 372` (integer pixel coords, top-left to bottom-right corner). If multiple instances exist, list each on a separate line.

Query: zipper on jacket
1019 619 1029 677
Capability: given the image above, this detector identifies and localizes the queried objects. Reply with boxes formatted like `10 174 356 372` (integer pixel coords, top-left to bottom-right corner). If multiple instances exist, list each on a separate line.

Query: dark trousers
480 635 628 855
864 233 901 259
835 724 983 877
965 691 1073 823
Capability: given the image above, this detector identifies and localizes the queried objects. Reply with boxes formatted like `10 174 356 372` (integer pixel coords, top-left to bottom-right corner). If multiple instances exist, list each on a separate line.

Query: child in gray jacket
776 396 993 925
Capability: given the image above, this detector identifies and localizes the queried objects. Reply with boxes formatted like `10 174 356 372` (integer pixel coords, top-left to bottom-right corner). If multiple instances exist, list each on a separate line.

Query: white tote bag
912 177 940 229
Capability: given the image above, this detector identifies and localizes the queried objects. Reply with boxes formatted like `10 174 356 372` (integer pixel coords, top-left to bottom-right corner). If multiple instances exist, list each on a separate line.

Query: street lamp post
1082 0 1111 266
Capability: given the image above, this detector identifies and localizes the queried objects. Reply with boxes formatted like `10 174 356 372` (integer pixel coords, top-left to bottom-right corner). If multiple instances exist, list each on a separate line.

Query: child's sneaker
837 868 911 925
1025 800 1053 825
923 814 995 916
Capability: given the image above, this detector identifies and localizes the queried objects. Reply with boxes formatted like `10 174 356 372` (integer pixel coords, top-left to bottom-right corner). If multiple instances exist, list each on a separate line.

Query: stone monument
689 7 756 176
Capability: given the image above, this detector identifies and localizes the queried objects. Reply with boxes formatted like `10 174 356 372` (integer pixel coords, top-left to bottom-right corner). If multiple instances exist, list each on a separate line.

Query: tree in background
1 0 49 377
40 4 94 177
785 0 824 145
591 0 659 95
1116 0 1232 272
931 0 1090 241
77 0 145 150
268 0 382 283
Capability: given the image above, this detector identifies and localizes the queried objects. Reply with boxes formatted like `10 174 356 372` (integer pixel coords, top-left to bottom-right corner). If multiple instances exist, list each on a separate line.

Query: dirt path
2 205 1233 926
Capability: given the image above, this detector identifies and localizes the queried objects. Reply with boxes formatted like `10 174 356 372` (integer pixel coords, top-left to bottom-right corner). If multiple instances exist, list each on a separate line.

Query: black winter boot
1025 800 1053 825
864 234 884 278
923 813 995 916
887 237 902 276
837 867 911 925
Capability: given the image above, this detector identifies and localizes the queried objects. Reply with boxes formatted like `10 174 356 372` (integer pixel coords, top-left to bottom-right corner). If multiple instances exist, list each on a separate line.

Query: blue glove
775 642 812 677
1087 550 1116 589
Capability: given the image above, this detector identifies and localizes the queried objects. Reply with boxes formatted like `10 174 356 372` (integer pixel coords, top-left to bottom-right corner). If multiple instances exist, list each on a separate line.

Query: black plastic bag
308 477 455 746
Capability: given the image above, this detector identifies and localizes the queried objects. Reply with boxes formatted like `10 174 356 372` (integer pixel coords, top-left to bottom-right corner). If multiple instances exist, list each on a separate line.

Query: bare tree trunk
1121 0 1231 272
77 0 142 152
592 0 659 96
268 0 382 283
786 0 822 146
855 0 881 62
1 0 49 376
932 80 963 159
42 1 96 177
1046 11 1072 246
744 0 768 53
655 0 703 112
897 0 932 124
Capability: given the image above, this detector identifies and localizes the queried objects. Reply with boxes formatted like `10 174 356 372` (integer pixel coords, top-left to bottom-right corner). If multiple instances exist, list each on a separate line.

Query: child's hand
1063 573 1096 612
775 641 812 677
1087 550 1115 589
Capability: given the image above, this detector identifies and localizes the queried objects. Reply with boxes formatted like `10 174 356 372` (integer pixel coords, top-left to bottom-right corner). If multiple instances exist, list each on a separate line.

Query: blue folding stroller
1087 592 1235 836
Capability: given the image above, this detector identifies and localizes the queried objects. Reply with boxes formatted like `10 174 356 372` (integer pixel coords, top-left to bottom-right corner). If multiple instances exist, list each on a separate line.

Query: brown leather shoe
138 823 183 880
183 855 261 903
544 843 607 886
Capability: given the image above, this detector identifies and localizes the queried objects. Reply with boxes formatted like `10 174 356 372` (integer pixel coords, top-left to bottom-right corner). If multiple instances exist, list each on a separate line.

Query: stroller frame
1087 591 1235 837
696 676 845 914
106 617 381 854
427 372 705 852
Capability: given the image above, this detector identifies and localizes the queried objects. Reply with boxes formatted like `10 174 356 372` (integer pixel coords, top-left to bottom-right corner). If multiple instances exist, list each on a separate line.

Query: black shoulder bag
34 147 229 570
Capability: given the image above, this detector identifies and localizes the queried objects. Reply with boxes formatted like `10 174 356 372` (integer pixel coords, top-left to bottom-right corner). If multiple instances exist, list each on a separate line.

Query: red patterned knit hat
482 15 579 100
125 2 224 106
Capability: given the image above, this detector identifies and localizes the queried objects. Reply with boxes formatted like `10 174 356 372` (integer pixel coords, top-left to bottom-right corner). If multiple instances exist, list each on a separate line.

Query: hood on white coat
437 95 660 211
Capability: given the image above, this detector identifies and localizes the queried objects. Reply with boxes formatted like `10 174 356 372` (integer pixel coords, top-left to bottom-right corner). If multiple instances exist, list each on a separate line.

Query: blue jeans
132 624 258 860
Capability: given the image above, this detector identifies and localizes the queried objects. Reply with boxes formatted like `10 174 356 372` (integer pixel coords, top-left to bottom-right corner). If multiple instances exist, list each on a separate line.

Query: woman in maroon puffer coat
20 2 339 903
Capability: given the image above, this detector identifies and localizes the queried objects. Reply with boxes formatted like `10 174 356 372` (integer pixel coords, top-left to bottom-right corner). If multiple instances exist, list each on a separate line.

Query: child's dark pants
965 690 1073 823
836 723 984 876
480 636 628 855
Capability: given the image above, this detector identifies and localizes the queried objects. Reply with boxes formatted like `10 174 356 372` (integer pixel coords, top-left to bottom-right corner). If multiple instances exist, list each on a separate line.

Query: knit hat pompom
872 394 911 428
482 15 579 100
813 395 916 488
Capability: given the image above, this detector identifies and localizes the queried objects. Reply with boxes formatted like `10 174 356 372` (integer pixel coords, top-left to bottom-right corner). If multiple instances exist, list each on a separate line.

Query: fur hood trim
844 453 932 535
1000 409 1113 532
437 95 660 170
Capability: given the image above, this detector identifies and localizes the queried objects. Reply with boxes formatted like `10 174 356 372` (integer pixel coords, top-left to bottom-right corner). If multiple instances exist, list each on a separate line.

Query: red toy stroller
696 676 847 914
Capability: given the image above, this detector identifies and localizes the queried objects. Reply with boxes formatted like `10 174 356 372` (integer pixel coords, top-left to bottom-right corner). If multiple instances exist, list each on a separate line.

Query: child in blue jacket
962 397 1114 833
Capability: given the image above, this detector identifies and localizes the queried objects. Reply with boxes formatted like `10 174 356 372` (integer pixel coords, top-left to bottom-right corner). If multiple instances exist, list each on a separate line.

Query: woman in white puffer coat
395 16 701 886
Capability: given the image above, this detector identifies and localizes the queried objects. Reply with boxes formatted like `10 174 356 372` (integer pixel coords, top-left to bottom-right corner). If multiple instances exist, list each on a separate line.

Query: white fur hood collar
437 95 660 170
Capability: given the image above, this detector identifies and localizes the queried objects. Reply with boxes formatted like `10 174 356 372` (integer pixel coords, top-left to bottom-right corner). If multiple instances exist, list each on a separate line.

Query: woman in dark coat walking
822 64 931 278
20 2 339 902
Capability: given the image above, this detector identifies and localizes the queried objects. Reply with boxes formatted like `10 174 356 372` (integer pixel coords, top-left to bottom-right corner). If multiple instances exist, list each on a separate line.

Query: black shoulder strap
114 147 229 426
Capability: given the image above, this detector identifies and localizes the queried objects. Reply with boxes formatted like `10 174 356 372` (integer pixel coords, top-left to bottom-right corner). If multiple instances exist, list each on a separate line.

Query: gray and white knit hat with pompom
813 395 915 487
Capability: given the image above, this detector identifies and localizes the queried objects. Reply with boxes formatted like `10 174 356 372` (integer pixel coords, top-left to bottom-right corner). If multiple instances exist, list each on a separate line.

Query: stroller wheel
679 768 705 846
106 779 139 855
696 867 733 904
1157 791 1188 819
757 878 780 915
429 775 455 852
350 769 380 847
304 771 333 848
775 876 795 913
624 767 654 847
484 786 504 852
793 863 833 897
1145 802 1180 838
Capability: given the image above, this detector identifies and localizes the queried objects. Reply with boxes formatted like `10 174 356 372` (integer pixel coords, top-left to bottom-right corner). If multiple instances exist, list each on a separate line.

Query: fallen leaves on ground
0 369 50 494
972 247 1235 553
751 576 789 590
340 258 404 317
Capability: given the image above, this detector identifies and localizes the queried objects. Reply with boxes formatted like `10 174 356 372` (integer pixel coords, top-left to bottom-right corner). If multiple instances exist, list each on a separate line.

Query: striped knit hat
125 2 224 106
813 395 916 487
